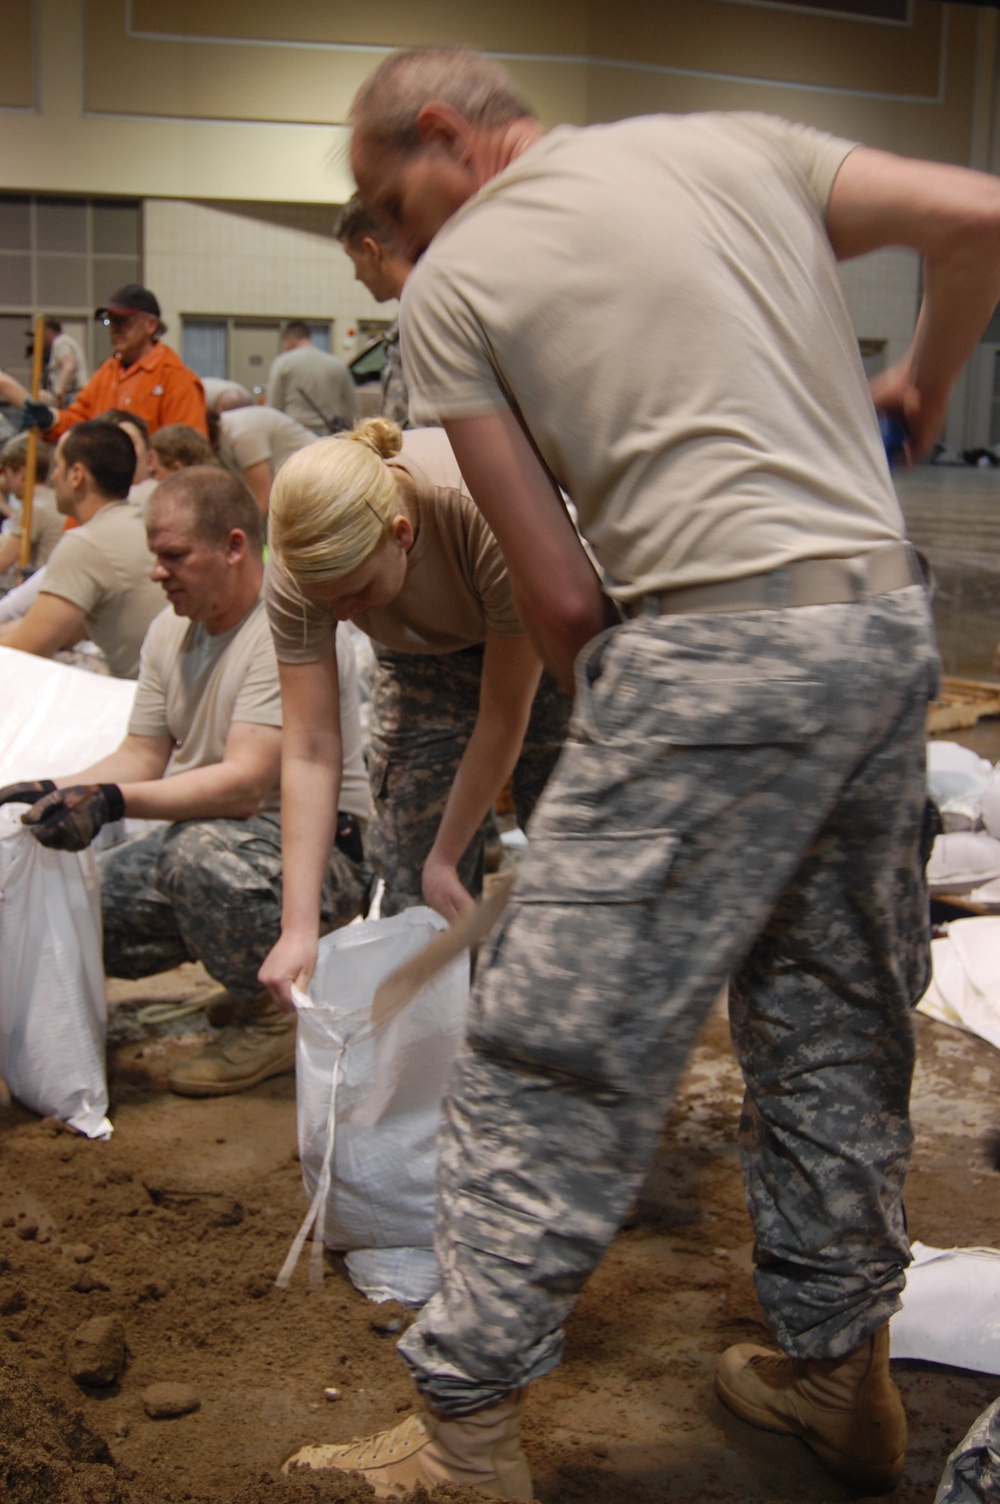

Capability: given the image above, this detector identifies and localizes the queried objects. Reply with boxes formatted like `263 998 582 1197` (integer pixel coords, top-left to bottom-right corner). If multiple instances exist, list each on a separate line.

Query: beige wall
2 0 999 442
3 0 996 202
144 200 392 362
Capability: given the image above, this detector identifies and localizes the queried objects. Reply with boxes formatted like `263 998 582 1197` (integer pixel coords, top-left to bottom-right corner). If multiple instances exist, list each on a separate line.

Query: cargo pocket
471 830 679 1090
452 1189 601 1296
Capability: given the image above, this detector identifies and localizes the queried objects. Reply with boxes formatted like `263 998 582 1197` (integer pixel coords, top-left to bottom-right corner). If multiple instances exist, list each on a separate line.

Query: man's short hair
44 318 62 335
150 424 216 471
349 47 535 153
101 408 150 445
282 320 312 342
151 466 265 556
1 432 53 483
335 193 399 253
60 421 136 499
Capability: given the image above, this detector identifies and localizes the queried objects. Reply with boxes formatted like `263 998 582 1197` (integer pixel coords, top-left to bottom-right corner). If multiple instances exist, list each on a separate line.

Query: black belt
622 543 924 619
335 811 365 865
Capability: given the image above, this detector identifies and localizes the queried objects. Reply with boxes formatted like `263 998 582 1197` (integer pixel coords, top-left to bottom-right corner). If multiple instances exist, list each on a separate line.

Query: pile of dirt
0 1345 127 1504
1 969 999 1504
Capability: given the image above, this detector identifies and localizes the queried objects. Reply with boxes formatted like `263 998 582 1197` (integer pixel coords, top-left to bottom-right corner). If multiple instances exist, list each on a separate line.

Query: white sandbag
892 1242 1000 1376
981 771 1000 842
0 644 136 783
0 811 111 1138
278 906 468 1305
918 918 1000 1052
927 742 994 809
927 832 1000 896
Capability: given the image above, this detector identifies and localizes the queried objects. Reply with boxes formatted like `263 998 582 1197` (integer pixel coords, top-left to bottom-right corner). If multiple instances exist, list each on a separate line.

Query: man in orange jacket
20 285 207 440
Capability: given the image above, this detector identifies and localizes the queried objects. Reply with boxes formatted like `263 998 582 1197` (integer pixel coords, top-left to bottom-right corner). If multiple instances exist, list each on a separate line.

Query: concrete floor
896 462 1000 696
896 464 1000 762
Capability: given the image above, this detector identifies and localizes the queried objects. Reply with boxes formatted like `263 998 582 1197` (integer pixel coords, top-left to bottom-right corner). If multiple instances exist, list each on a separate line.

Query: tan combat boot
715 1325 906 1492
168 991 296 1097
282 1392 532 1500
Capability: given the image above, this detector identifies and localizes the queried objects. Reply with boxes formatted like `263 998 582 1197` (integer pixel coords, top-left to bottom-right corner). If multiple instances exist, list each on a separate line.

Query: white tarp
893 1242 1000 1376
0 644 136 783
919 917 1000 1052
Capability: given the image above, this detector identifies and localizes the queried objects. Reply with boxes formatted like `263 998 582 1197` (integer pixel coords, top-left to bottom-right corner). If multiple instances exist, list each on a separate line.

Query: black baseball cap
95 284 161 320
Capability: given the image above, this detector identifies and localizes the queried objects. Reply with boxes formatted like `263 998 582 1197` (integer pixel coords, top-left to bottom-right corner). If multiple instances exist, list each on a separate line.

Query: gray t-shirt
266 345 359 433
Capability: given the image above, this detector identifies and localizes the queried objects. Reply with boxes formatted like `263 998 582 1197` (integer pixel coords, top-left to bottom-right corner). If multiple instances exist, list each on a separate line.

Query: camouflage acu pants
398 587 939 1415
99 814 369 1000
367 644 571 916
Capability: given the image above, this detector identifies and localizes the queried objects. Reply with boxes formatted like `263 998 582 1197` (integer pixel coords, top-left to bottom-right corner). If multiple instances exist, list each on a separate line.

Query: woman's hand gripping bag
277 906 468 1305
0 809 111 1138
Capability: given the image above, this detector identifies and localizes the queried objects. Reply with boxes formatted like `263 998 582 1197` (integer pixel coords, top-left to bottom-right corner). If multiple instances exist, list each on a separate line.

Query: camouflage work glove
19 399 55 432
22 783 126 852
0 779 56 809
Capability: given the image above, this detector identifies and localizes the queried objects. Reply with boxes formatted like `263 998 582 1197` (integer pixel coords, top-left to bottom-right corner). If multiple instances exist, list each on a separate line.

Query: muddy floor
3 467 1000 1504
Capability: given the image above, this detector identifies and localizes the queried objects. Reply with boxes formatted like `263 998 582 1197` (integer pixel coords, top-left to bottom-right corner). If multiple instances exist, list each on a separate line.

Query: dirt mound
2 979 999 1504
0 1346 128 1504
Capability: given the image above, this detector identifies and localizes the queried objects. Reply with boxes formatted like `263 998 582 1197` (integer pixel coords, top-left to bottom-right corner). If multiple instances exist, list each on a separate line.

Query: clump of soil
0 1345 127 1503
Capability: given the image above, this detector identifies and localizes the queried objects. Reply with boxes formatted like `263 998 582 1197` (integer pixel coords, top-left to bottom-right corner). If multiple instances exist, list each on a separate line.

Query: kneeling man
0 466 371 1095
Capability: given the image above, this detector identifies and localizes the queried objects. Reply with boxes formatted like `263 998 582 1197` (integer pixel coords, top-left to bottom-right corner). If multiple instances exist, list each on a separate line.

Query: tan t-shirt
401 112 905 599
218 406 317 478
40 500 164 679
127 477 159 521
7 485 64 567
265 427 523 662
129 595 370 820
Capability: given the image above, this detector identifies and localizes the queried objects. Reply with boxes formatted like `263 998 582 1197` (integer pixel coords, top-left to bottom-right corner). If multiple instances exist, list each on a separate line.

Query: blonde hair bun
349 417 403 461
269 428 401 584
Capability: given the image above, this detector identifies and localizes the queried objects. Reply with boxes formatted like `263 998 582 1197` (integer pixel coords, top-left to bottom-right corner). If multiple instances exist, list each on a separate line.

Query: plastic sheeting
919 917 1000 1053
892 1242 1000 1378
0 645 136 783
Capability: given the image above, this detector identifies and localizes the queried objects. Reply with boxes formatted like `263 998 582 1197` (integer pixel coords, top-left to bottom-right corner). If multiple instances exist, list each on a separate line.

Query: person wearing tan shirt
0 420 163 677
259 418 570 1007
0 466 370 1098
0 433 64 582
275 43 1000 1501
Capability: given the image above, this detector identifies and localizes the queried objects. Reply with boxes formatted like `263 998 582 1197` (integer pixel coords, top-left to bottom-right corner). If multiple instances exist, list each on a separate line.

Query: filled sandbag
0 811 111 1138
278 907 468 1304
918 917 1000 1052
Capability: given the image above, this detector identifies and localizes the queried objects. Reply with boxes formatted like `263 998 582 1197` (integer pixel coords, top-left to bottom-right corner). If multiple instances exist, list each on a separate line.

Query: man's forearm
510 579 607 695
115 763 273 822
56 745 168 790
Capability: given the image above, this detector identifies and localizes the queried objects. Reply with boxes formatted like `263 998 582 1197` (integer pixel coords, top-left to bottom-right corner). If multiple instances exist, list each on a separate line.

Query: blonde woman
259 418 569 1006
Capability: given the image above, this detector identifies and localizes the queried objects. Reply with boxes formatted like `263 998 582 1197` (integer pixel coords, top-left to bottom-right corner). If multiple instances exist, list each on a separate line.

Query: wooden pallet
928 676 1000 734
